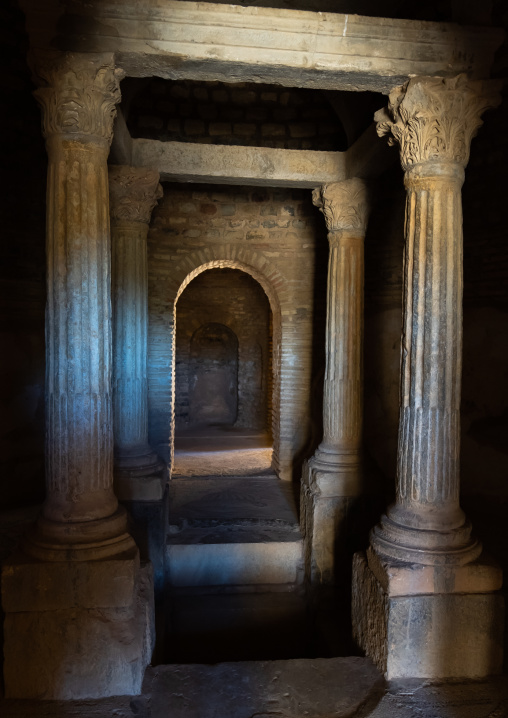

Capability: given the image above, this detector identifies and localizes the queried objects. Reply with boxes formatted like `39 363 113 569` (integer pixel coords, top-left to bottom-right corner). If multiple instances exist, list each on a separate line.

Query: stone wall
175 268 271 431
147 183 326 481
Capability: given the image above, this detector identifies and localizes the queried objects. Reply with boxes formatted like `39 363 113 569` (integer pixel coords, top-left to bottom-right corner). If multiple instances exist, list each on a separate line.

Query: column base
1 547 155 699
301 449 363 585
114 448 166 501
352 548 504 680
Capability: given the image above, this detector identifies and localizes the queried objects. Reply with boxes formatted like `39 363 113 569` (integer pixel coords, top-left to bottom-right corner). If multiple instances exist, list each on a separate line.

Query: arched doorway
174 267 273 432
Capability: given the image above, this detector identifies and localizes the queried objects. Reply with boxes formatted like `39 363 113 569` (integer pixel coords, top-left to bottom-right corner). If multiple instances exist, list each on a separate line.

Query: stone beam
20 1 502 93
131 139 347 188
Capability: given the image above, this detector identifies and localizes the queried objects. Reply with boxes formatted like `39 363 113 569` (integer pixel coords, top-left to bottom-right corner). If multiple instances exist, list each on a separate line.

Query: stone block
3 562 155 699
2 548 139 612
166 538 304 587
352 551 504 680
114 473 165 502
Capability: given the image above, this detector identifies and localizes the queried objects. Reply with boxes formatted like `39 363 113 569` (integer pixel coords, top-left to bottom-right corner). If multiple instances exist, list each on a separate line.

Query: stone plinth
352 551 503 680
352 75 504 679
0 52 154 699
2 553 155 699
109 165 164 501
302 179 370 585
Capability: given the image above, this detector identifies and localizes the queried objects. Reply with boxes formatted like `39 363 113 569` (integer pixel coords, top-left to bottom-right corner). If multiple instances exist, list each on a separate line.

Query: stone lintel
131 139 347 188
20 1 503 92
1 548 139 612
366 545 503 597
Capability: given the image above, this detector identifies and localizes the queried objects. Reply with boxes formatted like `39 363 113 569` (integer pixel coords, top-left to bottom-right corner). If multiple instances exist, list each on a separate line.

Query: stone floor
172 426 273 478
1 661 507 717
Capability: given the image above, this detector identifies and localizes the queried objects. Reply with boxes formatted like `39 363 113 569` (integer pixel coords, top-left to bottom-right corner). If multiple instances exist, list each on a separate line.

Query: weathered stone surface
302 179 370 584
371 76 502 565
353 552 504 680
132 138 346 187
20 1 502 92
142 658 384 717
32 51 125 532
2 547 139 612
354 76 504 680
3 562 155 699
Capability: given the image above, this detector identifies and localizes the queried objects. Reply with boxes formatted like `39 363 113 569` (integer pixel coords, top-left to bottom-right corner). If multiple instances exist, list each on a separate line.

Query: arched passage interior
172 267 273 475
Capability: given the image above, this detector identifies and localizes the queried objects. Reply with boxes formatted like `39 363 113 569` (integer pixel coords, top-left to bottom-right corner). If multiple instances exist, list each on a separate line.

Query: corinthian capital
375 74 501 171
109 166 163 224
312 178 371 234
31 51 124 144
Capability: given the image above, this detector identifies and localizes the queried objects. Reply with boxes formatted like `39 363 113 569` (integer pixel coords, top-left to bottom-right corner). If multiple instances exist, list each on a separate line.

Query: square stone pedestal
352 548 504 680
1 547 155 699
301 459 364 585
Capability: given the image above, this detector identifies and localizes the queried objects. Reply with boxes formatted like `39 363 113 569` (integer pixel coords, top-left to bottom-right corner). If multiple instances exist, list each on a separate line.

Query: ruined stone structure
1 0 507 704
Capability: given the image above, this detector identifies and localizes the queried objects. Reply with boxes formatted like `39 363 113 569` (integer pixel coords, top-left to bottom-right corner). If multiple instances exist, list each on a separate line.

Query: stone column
1 52 154 699
301 179 370 585
353 74 503 680
109 166 164 501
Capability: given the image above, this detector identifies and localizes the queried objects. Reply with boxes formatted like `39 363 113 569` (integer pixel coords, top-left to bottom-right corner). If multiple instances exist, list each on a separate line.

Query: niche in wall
189 322 238 425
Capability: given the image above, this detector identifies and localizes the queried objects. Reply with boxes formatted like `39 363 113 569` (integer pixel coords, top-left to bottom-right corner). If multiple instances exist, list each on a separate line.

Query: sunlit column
370 74 501 565
311 178 370 490
302 178 370 584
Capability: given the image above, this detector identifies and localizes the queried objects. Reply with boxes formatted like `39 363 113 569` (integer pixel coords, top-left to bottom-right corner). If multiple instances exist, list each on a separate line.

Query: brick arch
169 255 284 478
166 245 290 310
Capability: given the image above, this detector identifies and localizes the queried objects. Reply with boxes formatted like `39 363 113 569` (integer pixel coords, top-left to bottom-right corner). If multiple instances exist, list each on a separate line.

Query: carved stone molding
375 74 501 171
31 51 124 144
109 166 163 224
312 178 371 234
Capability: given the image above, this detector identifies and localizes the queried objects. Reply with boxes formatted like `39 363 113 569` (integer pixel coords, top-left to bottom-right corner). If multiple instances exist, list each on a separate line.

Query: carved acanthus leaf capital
31 51 124 144
375 74 501 171
312 178 371 234
109 166 163 224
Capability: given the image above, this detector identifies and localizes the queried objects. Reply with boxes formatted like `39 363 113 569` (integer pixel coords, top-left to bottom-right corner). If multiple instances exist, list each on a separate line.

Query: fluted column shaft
371 74 501 564
322 230 364 456
45 138 115 522
311 179 370 491
109 166 162 477
27 52 134 558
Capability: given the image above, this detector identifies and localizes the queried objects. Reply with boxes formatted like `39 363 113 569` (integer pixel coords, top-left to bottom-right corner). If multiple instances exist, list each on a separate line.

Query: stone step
166 528 304 587
140 659 385 718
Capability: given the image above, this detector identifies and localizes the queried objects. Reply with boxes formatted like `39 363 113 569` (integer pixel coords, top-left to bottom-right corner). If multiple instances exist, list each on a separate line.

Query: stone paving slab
168 477 299 528
2 666 508 717
141 658 385 718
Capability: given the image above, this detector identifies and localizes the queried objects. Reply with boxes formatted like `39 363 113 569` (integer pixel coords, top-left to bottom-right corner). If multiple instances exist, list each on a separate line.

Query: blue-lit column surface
27 52 134 559
109 166 163 482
